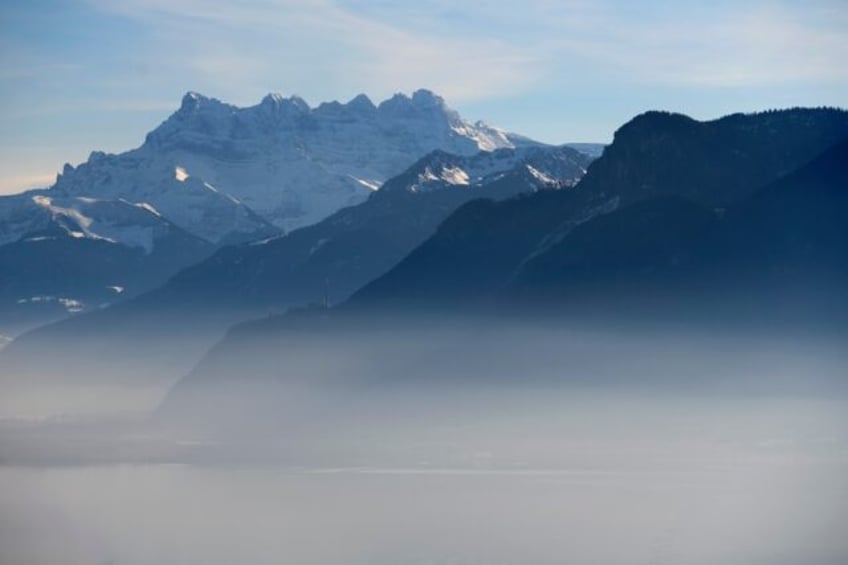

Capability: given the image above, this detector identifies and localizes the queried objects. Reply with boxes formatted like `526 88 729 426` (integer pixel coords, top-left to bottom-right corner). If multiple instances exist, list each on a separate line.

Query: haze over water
2 325 846 565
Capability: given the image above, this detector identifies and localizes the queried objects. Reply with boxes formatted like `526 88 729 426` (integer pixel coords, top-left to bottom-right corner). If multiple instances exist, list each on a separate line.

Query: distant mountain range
41 89 531 240
0 140 594 383
155 144 590 311
158 107 848 423
1 89 602 333
3 104 846 414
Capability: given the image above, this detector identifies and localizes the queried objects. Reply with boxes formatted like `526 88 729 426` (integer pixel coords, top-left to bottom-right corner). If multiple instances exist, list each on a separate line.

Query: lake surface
2 394 847 565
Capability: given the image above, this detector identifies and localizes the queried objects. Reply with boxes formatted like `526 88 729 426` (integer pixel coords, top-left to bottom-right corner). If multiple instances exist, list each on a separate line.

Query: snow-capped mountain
0 88 546 332
1 89 531 248
26 89 528 244
50 154 277 245
142 89 527 233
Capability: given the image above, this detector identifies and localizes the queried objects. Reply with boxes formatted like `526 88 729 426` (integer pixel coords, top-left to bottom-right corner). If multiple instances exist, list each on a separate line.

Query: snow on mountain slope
41 89 531 241
384 145 589 194
50 152 276 244
0 191 215 334
0 192 193 252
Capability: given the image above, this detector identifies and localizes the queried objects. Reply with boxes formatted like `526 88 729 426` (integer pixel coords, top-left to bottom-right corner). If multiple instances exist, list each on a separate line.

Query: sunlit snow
16 296 85 312
174 167 190 182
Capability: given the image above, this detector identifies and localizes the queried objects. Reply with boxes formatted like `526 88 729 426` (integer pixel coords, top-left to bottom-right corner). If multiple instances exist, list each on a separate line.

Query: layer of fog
1 319 847 564
3 446 847 565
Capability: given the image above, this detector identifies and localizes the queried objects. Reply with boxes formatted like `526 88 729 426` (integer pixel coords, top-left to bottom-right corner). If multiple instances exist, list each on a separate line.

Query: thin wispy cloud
553 2 848 87
84 0 544 103
330 0 848 88
0 0 845 194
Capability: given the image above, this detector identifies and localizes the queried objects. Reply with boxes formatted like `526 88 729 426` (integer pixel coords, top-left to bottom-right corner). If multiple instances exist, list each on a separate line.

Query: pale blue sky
1 0 846 194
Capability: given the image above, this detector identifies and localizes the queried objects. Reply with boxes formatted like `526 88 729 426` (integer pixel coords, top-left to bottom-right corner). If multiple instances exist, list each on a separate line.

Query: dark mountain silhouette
347 108 848 311
508 136 847 322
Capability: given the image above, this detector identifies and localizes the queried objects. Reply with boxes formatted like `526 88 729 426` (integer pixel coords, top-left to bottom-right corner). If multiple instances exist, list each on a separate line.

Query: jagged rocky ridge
48 88 530 241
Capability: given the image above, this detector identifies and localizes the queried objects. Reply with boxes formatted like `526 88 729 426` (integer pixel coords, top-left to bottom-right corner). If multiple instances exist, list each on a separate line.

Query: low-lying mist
1 315 847 564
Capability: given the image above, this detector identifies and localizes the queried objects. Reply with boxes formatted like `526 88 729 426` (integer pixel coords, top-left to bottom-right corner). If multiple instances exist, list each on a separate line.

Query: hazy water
2 326 847 564
2 394 847 565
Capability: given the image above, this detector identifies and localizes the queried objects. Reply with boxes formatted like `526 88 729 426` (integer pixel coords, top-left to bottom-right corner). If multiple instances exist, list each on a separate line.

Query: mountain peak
260 92 310 112
176 91 237 118
261 92 287 105
614 111 697 139
411 89 445 108
346 93 376 112
379 92 412 108
377 90 452 117
180 91 212 112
